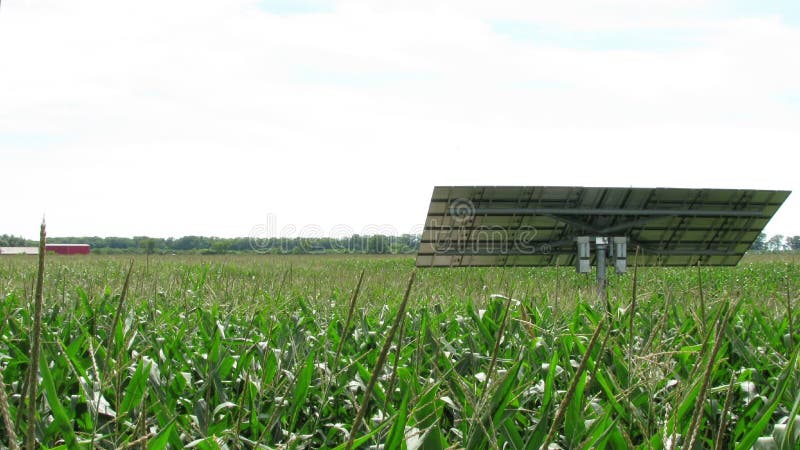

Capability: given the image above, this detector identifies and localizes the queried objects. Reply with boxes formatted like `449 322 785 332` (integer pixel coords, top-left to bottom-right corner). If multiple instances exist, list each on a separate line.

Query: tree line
2 232 798 254
749 233 800 251
0 233 421 255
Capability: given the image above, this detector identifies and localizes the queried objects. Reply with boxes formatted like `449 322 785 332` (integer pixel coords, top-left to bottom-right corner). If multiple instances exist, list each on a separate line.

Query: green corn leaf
330 417 393 450
147 422 175 450
39 354 78 447
263 348 279 385
412 383 440 429
564 369 587 447
414 384 447 449
385 387 410 450
526 350 561 450
467 300 494 347
121 359 151 417
649 373 705 449
777 390 800 450
578 414 618 449
357 360 386 406
467 359 522 450
289 351 315 430
736 348 800 450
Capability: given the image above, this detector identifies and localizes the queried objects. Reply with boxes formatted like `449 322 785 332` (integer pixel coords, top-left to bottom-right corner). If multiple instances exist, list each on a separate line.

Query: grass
0 253 798 449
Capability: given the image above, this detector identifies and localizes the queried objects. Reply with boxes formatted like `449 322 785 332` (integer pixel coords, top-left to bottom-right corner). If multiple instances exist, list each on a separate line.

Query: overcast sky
2 0 799 240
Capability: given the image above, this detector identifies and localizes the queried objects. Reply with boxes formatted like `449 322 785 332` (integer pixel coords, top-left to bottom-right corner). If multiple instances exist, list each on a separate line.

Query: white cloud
1 0 798 239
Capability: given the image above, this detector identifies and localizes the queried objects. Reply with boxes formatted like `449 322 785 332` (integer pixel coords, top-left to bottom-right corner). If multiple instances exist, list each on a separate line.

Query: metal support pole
596 237 608 300
576 236 591 273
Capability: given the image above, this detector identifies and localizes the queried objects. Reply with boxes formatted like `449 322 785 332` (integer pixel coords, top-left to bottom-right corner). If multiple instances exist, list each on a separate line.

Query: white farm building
0 247 39 255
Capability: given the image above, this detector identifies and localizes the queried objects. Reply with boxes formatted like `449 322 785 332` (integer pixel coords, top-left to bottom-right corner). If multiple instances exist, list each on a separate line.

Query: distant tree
767 234 785 251
348 234 365 253
85 237 106 249
172 235 209 251
228 237 252 251
141 238 156 255
786 235 800 251
0 234 27 247
209 240 230 254
367 235 390 254
392 234 420 253
295 237 323 253
750 233 767 251
105 237 134 249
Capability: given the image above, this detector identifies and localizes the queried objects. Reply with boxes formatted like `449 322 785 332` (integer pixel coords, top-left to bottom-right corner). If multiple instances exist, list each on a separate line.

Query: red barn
45 244 90 255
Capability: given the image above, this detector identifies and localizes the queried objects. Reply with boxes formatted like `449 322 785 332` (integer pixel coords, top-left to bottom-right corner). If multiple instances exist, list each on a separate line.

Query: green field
0 254 798 449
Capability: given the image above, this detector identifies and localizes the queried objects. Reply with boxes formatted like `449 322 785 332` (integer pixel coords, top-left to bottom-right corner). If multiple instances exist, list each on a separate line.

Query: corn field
0 253 798 449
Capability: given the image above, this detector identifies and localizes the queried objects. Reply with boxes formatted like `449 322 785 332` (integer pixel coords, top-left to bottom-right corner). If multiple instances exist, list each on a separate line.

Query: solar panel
416 186 790 268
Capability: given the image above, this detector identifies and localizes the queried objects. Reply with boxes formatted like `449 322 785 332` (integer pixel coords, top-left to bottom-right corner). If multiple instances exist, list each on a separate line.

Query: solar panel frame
416 186 790 268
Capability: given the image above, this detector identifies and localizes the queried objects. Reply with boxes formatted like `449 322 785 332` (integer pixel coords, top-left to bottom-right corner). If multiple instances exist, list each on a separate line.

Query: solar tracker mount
416 186 790 296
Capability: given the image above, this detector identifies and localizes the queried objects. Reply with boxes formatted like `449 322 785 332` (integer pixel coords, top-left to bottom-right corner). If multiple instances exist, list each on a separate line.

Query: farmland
0 253 798 449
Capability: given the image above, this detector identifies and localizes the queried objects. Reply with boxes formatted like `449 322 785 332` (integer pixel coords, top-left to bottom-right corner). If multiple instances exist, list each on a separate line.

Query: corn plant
0 254 797 449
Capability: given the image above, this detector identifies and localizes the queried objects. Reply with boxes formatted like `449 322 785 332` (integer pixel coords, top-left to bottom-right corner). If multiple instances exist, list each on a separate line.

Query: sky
1 0 799 240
